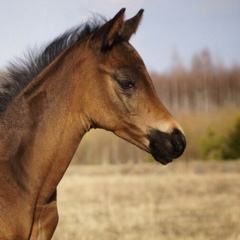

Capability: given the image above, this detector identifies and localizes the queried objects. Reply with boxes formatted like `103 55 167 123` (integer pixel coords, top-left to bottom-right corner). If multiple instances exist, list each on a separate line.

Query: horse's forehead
109 42 144 67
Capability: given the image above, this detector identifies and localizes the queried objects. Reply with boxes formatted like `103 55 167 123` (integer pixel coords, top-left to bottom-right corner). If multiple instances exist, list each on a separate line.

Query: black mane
0 18 104 113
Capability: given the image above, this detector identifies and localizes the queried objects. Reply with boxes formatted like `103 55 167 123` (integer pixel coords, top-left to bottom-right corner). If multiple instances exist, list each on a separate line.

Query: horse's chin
151 153 173 165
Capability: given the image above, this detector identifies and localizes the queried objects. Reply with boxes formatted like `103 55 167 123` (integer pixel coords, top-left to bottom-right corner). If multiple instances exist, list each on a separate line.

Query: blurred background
0 0 239 164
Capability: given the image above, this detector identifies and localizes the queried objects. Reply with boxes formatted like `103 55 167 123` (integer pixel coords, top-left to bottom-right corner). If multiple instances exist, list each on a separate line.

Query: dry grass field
53 161 240 240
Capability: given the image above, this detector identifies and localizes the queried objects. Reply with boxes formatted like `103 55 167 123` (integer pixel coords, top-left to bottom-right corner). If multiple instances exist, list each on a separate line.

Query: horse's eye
116 79 135 89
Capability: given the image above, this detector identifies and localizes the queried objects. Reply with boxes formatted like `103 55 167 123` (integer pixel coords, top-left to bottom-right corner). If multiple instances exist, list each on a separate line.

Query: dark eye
116 79 135 89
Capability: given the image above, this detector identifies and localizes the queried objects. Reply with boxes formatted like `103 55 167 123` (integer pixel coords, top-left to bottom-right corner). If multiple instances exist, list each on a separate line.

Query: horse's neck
33 87 86 198
5 47 89 204
0 44 91 238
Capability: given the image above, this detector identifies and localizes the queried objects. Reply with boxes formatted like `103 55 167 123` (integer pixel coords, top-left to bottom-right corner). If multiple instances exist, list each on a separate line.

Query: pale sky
0 0 239 72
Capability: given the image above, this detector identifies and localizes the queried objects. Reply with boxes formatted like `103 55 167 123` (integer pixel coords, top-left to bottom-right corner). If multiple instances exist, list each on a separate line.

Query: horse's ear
121 9 144 41
91 8 125 50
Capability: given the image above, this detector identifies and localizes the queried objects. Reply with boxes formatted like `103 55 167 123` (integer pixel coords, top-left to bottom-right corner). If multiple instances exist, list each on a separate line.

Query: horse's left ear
90 8 125 51
121 9 144 41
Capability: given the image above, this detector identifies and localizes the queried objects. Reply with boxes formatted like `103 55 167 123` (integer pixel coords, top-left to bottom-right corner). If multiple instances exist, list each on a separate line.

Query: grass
53 161 240 240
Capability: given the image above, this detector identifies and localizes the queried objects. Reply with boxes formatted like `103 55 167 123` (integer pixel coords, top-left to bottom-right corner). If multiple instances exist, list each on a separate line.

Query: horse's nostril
171 129 186 155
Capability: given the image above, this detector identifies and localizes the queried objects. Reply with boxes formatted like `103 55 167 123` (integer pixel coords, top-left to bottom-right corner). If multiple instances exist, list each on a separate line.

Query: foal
0 9 185 239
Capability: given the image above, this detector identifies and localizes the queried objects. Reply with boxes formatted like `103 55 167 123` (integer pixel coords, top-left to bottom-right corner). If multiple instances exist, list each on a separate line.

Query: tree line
152 49 240 113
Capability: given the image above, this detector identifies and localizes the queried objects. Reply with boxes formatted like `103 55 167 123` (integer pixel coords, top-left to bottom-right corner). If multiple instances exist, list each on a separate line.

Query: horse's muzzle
148 128 186 165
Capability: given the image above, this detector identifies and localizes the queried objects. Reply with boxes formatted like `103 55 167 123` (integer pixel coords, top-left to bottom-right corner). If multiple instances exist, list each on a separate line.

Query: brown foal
0 9 186 239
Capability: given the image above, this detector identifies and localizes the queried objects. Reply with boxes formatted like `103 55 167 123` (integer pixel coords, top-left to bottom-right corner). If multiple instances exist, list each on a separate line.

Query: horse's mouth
151 152 173 165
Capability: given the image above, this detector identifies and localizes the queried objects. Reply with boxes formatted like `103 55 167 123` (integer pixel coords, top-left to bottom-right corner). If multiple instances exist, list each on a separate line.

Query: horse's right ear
90 8 125 51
